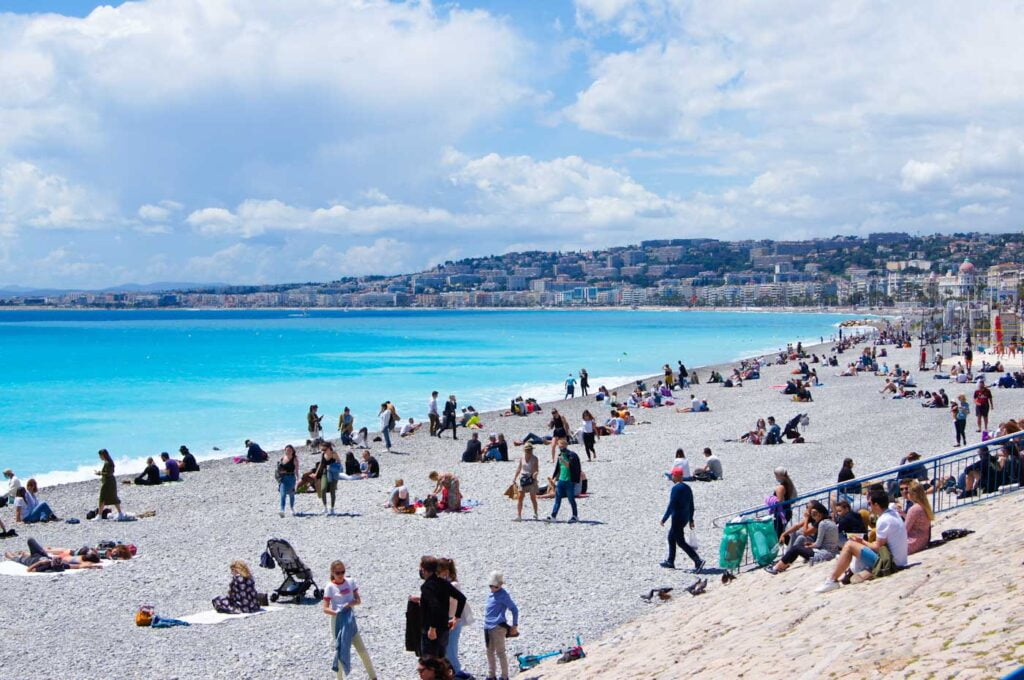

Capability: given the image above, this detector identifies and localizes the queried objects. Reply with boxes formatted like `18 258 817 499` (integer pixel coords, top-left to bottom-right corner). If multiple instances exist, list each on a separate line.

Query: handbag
328 462 343 482
503 483 518 500
519 473 535 488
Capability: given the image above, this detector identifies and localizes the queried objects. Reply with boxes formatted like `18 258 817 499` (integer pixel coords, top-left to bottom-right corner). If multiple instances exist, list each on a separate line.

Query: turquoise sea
0 309 850 483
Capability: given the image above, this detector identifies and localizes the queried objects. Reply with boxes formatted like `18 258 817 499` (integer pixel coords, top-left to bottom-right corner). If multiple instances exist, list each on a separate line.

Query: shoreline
27 321 880 490
0 304 902 315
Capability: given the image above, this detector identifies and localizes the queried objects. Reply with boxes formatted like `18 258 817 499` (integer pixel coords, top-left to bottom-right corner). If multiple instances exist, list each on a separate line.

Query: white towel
0 561 91 576
179 605 282 625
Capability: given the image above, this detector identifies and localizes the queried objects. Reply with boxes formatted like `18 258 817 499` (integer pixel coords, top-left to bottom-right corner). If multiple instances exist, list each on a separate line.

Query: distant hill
0 282 229 296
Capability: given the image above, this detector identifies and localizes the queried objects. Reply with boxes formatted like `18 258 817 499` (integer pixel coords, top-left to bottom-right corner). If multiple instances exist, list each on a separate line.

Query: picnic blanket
0 561 90 576
179 605 282 625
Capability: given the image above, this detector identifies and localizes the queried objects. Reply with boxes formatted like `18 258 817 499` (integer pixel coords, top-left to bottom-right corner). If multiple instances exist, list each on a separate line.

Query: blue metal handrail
711 430 1024 567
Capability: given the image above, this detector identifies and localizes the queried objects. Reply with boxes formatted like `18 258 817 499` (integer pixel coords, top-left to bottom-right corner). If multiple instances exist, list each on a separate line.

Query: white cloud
185 198 453 238
137 200 184 222
0 0 530 150
302 238 412 277
900 160 950 192
0 161 112 231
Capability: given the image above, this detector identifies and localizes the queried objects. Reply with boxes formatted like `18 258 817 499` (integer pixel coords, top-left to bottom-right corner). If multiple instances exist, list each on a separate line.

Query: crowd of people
5 322 1017 677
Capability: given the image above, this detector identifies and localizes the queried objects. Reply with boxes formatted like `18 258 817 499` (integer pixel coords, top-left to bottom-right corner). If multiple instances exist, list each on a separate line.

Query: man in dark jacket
660 469 704 571
416 555 466 659
461 433 482 463
244 440 268 463
439 395 458 440
547 440 581 523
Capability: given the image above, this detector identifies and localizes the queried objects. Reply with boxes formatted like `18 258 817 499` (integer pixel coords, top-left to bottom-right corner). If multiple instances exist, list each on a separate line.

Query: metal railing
711 430 1024 569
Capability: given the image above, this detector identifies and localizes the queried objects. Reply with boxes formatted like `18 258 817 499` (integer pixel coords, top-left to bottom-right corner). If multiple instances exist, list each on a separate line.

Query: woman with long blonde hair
212 560 261 614
904 480 933 554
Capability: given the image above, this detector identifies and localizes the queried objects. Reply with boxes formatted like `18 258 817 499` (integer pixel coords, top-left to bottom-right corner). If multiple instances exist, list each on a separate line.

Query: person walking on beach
483 571 519 680
579 369 589 397
428 391 440 437
308 405 324 442
548 409 569 462
415 555 467 660
678 361 689 388
440 395 458 440
953 394 970 446
318 442 342 515
339 407 354 446
322 560 378 680
564 373 576 399
95 449 124 519
512 444 540 520
973 379 993 433
580 410 598 461
660 468 704 571
548 441 581 523
276 445 298 517
378 403 393 452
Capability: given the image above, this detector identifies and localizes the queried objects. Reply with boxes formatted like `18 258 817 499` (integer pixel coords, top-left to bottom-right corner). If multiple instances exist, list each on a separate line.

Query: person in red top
973 379 994 432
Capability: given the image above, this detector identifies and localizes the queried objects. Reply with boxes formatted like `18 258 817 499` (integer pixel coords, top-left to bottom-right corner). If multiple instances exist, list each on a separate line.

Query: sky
1 1 1022 289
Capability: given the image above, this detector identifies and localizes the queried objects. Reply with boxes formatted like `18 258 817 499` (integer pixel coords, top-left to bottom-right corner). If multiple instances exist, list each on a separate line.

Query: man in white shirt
427 391 440 437
816 488 907 592
2 469 21 508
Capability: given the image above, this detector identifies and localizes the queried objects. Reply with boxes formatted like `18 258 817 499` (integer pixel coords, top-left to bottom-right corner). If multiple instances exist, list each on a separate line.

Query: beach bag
327 462 343 482
503 483 519 500
870 545 896 578
259 549 276 570
747 519 779 567
719 522 748 570
423 495 439 518
135 606 155 627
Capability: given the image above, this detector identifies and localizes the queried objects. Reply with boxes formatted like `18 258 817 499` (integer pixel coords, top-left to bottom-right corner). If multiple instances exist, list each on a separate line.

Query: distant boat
287 308 310 318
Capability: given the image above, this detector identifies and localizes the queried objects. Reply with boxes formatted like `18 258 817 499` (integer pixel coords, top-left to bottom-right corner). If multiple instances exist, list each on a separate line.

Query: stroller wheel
313 588 324 600
269 593 279 603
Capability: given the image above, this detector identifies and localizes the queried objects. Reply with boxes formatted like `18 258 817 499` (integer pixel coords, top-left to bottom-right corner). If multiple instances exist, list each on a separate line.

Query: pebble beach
3 335 1022 679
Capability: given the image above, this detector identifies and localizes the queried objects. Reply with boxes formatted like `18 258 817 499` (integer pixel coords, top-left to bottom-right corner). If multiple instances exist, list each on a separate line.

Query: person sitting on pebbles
815 489 907 592
765 501 840 574
386 479 412 512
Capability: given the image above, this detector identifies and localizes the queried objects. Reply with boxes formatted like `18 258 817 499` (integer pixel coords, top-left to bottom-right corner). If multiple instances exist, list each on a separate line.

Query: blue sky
1 1 1022 288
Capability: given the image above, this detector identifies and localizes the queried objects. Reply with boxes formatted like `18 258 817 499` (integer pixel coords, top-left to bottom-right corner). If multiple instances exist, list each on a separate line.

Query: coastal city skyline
5 231 1022 310
2 1 1022 289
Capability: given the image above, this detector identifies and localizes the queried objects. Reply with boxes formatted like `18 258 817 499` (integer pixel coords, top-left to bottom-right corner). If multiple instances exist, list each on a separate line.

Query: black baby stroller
261 538 323 603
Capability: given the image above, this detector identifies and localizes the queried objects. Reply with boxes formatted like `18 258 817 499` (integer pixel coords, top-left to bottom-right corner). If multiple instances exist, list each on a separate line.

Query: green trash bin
747 518 779 567
718 521 749 571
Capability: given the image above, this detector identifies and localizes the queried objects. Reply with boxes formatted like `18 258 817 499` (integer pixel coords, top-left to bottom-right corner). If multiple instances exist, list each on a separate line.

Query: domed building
937 258 978 299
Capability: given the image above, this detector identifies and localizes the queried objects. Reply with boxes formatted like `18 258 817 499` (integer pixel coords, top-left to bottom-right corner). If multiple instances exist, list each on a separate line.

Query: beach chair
264 538 323 604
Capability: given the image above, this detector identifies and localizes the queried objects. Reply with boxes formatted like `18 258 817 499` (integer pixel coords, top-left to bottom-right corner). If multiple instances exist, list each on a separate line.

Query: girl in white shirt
322 560 377 680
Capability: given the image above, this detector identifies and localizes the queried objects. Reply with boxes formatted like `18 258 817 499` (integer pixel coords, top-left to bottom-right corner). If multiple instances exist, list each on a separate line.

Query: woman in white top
352 427 370 449
438 557 472 677
580 410 598 461
322 560 377 680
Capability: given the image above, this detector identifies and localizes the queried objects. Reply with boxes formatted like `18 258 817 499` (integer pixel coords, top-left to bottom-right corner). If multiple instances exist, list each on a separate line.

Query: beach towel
0 561 90 576
179 605 282 625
